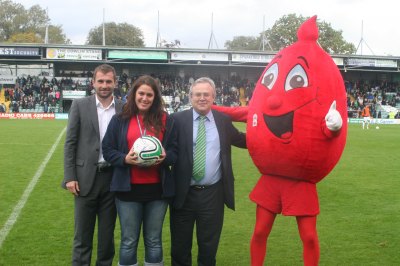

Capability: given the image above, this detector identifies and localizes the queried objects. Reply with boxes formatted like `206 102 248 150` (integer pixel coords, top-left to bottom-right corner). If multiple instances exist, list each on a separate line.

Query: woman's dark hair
120 75 165 136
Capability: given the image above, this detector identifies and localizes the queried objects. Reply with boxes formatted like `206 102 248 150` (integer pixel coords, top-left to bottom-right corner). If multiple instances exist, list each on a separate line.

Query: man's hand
66 181 80 196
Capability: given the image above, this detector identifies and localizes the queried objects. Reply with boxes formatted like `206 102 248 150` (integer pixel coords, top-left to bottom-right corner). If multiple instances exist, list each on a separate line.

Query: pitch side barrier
0 113 68 120
348 118 400 125
2 113 399 125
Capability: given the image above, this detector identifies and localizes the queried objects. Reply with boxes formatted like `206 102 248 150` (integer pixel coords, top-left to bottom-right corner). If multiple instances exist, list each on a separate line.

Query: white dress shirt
96 95 116 163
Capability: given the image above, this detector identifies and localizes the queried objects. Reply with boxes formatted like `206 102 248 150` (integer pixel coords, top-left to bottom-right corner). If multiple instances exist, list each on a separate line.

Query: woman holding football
102 75 178 266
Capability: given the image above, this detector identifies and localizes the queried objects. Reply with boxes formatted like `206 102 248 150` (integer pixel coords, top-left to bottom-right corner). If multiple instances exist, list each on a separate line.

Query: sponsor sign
331 57 344 66
0 76 17 84
171 52 229 62
0 113 55 119
348 118 400 125
108 50 168 60
346 58 397 68
0 47 39 56
231 53 274 63
46 48 102 60
62 90 87 99
375 59 398 68
55 113 69 119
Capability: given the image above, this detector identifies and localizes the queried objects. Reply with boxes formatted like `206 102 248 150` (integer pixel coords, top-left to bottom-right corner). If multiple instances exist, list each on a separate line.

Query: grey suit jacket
171 108 246 210
63 94 123 196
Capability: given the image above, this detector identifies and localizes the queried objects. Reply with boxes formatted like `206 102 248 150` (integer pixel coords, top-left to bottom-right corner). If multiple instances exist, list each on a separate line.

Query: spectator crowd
345 79 400 119
1 73 255 113
1 73 399 118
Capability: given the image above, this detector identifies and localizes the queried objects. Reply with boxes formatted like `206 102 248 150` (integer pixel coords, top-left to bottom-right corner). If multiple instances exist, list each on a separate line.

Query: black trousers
170 181 224 266
72 171 116 266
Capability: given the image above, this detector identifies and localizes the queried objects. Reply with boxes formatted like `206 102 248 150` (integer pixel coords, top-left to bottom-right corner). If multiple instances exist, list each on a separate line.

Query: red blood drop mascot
213 16 347 265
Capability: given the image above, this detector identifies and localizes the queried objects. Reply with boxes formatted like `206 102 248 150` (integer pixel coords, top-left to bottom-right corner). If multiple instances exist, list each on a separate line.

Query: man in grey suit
170 77 246 266
63 64 123 266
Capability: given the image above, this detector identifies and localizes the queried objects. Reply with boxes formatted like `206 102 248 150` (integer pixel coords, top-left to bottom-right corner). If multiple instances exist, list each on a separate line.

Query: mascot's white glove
325 100 343 131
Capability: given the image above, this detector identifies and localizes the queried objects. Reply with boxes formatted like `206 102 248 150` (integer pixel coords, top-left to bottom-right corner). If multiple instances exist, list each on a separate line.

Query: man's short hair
93 64 117 81
189 77 216 98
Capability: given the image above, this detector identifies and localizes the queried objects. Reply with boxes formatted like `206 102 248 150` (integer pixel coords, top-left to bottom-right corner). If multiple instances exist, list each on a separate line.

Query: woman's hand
124 149 140 165
154 147 166 165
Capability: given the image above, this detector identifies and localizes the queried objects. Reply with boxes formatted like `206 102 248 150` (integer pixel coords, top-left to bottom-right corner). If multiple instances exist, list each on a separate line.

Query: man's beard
96 89 112 99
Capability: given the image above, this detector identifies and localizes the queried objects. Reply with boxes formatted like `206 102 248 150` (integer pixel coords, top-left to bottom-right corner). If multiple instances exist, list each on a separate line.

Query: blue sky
17 0 400 56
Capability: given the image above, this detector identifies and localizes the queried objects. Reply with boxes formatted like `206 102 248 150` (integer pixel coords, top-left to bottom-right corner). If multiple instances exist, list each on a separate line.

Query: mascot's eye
284 64 308 91
261 63 278 90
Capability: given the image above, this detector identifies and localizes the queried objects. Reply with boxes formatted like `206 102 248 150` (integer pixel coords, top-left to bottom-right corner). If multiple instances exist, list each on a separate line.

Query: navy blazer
102 113 178 198
171 108 246 210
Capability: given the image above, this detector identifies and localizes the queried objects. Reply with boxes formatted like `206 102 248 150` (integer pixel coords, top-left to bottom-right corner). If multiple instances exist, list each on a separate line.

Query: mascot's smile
263 111 293 141
262 96 317 143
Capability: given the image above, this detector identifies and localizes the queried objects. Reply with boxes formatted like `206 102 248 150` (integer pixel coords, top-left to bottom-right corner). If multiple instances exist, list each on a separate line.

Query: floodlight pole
208 13 219 49
259 15 272 51
356 20 374 55
102 8 106 46
44 7 49 44
156 10 161 47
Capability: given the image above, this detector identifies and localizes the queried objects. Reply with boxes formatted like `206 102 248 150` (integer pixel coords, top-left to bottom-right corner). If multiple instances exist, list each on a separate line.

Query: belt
96 162 112 173
190 184 214 190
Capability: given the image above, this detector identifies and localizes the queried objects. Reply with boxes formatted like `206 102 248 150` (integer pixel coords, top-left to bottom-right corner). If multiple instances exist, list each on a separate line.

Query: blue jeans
116 198 168 265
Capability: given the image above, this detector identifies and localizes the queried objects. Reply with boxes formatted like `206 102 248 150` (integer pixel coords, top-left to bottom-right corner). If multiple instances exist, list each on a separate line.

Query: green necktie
193 116 206 181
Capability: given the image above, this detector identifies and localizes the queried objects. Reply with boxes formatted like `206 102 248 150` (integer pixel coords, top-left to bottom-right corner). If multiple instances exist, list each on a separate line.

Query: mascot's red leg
296 216 320 266
250 205 276 266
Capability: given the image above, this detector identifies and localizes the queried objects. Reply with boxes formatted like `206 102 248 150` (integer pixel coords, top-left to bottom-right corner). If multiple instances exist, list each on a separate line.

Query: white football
376 126 380 129
132 136 162 167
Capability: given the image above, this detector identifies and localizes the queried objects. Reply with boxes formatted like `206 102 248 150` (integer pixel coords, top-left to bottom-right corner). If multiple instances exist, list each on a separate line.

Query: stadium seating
2 74 399 117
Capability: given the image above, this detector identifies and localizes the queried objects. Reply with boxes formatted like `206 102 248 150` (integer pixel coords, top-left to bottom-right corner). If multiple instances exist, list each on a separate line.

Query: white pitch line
0 143 52 146
0 126 66 248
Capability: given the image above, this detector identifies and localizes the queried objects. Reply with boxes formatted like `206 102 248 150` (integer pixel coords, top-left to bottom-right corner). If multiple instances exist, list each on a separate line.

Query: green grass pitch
0 120 399 265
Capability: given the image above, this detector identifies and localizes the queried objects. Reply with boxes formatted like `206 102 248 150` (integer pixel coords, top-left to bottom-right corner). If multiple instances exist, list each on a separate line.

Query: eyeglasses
192 92 212 98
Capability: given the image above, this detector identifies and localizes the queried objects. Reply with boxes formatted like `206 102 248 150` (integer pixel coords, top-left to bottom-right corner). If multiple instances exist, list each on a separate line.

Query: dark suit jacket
63 94 123 196
171 108 246 210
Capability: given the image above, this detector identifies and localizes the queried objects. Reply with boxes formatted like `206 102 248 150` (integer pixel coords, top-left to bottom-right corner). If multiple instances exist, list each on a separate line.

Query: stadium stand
0 74 254 114
0 73 399 118
0 44 399 118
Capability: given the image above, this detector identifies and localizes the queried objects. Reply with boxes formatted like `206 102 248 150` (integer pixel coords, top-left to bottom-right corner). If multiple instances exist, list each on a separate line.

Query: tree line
1 0 355 54
224 14 356 54
0 0 144 47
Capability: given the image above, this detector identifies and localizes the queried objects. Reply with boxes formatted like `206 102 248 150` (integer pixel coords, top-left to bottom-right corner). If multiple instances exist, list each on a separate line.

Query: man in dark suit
63 64 123 266
170 77 246 266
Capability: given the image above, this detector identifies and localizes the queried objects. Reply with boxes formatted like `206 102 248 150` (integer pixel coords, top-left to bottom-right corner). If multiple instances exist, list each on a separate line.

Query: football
132 136 163 166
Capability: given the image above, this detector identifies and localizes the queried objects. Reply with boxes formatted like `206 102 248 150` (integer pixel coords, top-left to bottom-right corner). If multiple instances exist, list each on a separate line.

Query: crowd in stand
2 75 76 113
1 73 254 113
1 73 399 118
345 79 400 118
108 73 254 111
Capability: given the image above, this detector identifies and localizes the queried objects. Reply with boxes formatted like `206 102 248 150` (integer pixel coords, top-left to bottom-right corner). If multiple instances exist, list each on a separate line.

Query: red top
126 114 165 184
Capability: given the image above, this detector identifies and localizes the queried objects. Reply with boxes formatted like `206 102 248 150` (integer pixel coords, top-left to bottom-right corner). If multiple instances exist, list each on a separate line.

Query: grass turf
0 120 399 265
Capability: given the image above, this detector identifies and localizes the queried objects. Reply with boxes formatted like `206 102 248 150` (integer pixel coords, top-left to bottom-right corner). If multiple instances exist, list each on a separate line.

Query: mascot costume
213 16 347 265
